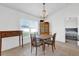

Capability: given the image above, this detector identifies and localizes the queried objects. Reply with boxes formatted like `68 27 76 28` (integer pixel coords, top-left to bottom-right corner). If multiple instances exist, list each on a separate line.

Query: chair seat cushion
44 39 53 45
32 41 43 47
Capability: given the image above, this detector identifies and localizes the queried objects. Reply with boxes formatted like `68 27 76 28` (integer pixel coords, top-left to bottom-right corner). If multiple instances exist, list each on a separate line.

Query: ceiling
0 3 71 18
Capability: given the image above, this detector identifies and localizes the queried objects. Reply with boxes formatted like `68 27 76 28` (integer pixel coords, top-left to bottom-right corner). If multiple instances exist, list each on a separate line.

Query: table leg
22 34 23 47
0 38 2 56
42 40 45 55
19 35 21 47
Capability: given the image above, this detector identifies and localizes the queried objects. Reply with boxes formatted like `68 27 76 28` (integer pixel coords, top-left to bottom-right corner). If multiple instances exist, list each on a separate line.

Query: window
20 18 39 43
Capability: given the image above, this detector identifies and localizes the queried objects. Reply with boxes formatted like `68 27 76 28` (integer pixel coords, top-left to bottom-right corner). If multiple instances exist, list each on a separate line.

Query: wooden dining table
36 34 52 40
36 34 53 52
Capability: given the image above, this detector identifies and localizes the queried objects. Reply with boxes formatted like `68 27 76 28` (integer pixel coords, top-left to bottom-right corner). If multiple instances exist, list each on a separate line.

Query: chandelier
41 3 48 20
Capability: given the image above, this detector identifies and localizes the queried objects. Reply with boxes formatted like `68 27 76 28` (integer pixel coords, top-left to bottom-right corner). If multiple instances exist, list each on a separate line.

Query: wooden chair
45 33 56 52
30 34 43 56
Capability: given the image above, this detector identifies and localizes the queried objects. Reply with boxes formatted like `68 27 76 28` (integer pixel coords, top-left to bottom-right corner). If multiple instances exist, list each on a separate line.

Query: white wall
49 15 65 42
65 17 77 28
0 5 38 51
49 4 79 43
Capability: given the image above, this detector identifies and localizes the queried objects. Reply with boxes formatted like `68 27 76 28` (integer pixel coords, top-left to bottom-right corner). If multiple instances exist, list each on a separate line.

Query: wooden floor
2 41 79 56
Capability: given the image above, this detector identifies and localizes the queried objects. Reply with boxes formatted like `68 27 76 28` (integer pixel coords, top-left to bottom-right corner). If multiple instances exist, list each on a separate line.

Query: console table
0 30 23 56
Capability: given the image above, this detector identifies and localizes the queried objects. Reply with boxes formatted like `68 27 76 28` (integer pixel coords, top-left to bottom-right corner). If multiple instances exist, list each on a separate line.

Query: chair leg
36 47 37 56
54 43 56 49
31 45 32 53
48 44 49 47
52 45 54 52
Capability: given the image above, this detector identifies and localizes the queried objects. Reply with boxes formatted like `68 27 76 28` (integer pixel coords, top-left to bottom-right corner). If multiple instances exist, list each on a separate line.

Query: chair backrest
53 33 56 42
30 34 37 46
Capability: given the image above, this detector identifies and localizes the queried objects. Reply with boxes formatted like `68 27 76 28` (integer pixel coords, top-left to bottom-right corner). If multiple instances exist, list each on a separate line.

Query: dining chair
30 33 43 56
45 33 56 52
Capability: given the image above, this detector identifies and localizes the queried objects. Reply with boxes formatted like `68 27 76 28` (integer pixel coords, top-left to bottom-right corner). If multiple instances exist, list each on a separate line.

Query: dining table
36 34 53 52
